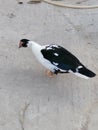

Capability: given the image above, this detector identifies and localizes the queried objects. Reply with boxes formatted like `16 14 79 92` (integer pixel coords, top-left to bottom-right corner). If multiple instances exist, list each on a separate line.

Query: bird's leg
45 70 55 77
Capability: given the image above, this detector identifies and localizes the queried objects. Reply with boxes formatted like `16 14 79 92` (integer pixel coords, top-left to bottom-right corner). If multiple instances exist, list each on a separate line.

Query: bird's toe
45 70 55 77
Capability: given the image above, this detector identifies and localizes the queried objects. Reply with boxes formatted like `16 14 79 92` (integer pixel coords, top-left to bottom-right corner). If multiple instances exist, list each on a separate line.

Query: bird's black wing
41 44 82 71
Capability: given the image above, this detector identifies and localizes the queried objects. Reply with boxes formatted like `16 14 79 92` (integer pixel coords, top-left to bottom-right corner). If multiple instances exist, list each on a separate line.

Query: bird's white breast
30 43 57 72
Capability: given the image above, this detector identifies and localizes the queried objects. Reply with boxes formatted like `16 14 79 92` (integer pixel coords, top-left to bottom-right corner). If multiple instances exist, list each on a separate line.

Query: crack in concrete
80 102 98 130
19 103 30 130
80 114 90 130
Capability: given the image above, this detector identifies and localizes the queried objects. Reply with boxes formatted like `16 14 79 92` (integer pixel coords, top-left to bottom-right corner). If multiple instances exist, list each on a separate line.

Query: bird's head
19 39 30 48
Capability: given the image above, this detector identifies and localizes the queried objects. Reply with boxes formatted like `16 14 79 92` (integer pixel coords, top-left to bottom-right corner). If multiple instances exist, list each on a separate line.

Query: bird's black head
19 39 30 48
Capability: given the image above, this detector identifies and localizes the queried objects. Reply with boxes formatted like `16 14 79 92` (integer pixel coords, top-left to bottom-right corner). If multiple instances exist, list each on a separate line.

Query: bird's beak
19 42 23 48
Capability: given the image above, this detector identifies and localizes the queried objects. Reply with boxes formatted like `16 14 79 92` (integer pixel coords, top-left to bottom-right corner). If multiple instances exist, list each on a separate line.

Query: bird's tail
71 66 96 79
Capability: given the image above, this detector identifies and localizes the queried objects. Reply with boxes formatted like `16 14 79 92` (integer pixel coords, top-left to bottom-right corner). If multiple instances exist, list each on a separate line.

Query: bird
19 39 96 79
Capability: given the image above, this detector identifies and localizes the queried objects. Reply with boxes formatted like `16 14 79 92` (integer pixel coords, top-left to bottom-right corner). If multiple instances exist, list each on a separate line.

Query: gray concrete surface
0 0 98 130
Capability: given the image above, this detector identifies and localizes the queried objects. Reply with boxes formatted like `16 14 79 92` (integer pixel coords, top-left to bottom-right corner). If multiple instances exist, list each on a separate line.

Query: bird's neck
28 41 42 55
28 41 41 48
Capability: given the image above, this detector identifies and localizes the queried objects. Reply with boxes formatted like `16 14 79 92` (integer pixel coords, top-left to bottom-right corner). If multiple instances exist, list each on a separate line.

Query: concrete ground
0 0 98 130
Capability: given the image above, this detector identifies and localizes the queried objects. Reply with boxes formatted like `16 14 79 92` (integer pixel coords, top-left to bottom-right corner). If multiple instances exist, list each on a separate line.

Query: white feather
54 53 59 56
53 62 58 66
69 70 89 79
74 73 89 79
28 41 58 72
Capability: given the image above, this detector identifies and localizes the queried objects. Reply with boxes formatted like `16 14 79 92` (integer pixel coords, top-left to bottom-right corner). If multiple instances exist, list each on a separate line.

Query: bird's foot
45 70 55 77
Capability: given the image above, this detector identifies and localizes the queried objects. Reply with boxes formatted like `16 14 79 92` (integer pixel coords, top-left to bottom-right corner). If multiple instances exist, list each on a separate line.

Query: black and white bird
19 39 96 79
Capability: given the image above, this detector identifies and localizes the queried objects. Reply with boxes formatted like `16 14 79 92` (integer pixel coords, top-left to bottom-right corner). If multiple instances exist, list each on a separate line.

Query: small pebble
76 2 81 4
7 13 16 18
88 42 91 44
18 2 23 4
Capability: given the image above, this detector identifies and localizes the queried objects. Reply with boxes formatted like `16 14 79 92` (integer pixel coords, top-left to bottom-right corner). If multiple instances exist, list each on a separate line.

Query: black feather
78 66 96 78
41 44 96 78
41 44 82 71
